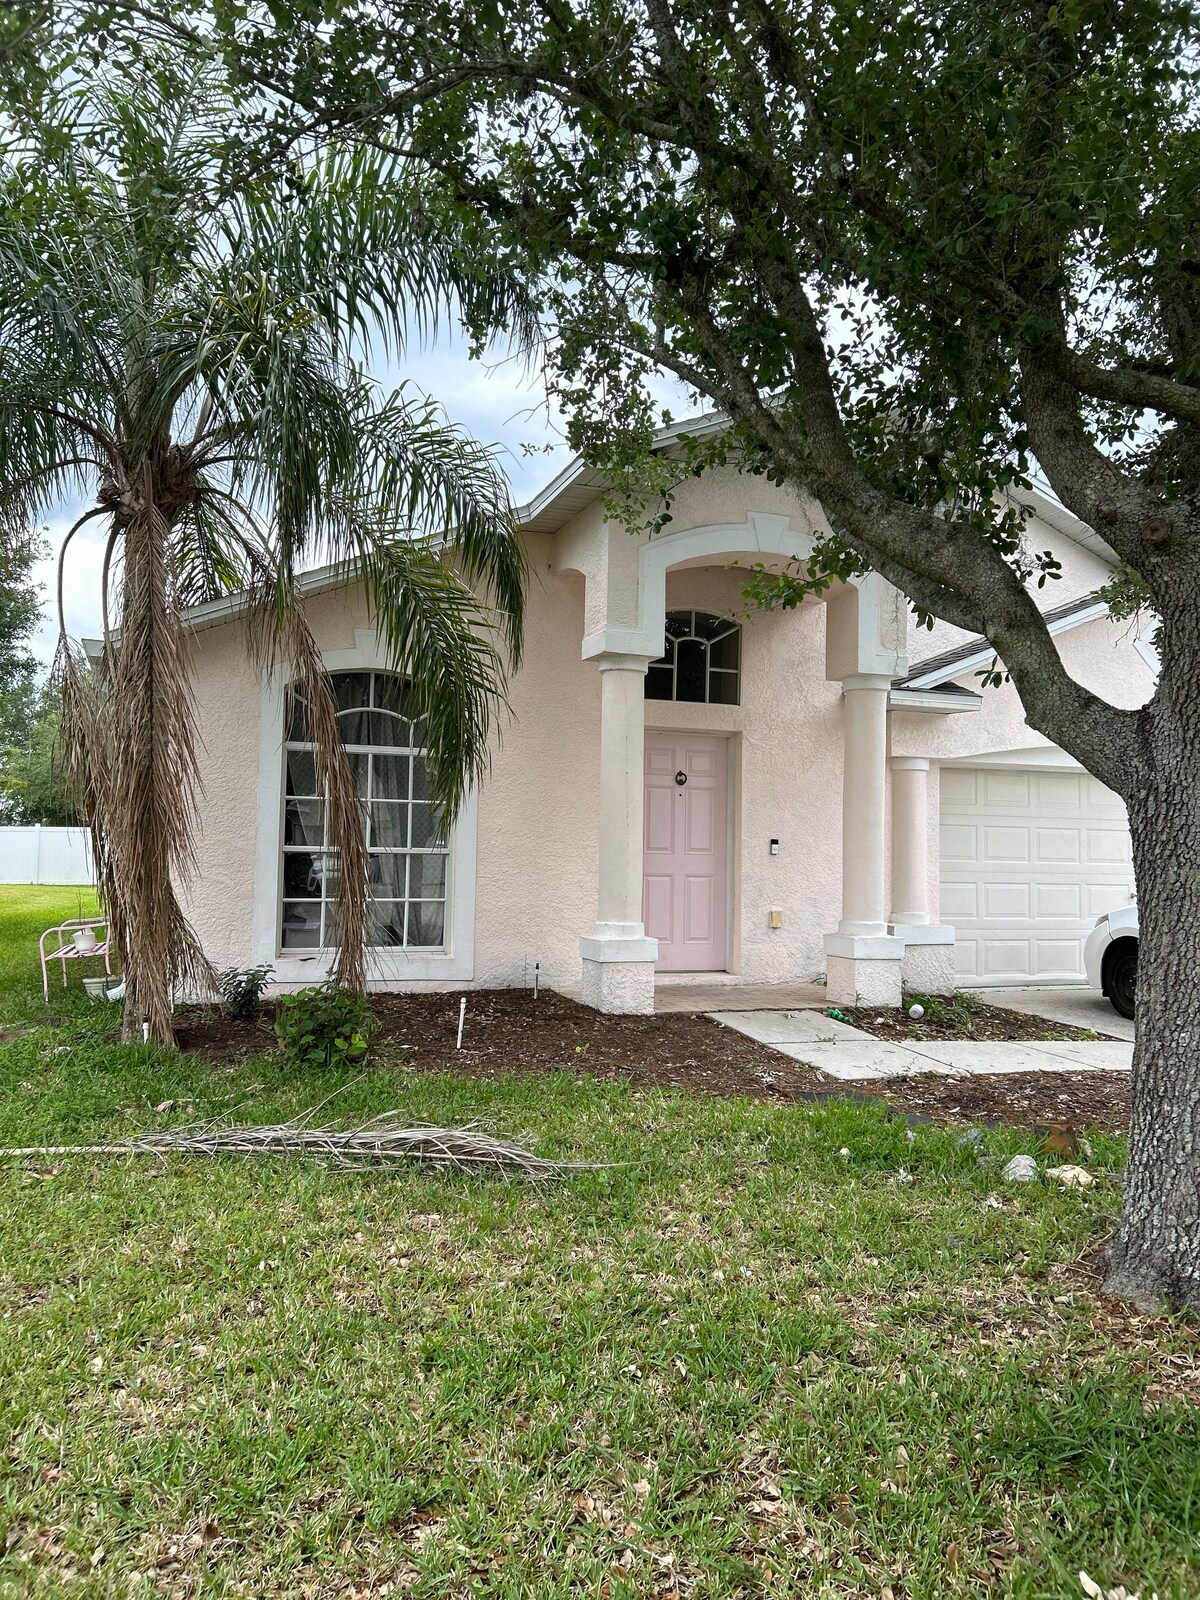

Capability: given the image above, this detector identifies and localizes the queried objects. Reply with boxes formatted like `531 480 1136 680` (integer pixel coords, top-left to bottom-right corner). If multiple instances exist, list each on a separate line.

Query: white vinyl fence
0 826 94 885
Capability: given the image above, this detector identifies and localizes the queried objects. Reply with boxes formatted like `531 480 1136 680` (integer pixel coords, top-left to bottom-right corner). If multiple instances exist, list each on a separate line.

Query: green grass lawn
0 888 1197 1599
0 885 101 1023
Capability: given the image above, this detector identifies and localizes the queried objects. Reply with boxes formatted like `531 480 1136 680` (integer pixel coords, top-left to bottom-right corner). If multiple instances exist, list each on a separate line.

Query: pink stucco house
169 429 1155 1014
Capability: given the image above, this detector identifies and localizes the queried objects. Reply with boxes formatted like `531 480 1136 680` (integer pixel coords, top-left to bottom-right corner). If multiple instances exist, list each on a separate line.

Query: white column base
579 925 658 1015
824 932 904 1007
892 924 956 996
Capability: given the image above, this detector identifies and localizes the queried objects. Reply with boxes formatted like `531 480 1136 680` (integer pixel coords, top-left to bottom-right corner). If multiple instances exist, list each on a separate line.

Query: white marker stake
533 962 540 1001
456 996 466 1050
142 1020 150 1044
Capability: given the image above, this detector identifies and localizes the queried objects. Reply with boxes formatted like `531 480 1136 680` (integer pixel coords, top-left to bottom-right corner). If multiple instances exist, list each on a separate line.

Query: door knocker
675 770 688 786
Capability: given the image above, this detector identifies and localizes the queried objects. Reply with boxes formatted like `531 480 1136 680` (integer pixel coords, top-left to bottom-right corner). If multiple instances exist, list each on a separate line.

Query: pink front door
643 732 729 971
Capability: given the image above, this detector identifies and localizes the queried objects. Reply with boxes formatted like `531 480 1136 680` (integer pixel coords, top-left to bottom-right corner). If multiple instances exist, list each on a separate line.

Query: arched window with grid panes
280 671 448 951
644 611 741 704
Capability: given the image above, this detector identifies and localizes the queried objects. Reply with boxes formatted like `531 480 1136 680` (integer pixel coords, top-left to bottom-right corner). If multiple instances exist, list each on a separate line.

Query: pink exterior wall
181 541 845 991
181 613 262 973
180 468 1156 996
472 538 599 988
182 538 606 991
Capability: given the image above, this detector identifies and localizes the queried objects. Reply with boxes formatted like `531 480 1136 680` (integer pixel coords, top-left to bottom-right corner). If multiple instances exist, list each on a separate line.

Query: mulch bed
834 1001 1115 1042
172 987 1131 1135
868 1070 1129 1136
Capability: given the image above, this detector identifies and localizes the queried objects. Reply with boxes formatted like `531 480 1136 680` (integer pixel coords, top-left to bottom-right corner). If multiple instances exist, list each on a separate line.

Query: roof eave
513 407 728 535
889 687 983 714
901 597 1111 691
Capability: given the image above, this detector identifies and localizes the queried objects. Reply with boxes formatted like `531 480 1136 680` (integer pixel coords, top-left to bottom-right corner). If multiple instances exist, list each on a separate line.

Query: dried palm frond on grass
0 1111 593 1180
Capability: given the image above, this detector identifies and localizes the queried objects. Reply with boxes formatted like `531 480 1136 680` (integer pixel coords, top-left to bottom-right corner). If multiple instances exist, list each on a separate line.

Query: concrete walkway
708 1007 1134 1081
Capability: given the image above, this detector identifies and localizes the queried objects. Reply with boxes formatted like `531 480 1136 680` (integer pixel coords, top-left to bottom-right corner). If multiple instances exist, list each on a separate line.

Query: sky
28 333 590 666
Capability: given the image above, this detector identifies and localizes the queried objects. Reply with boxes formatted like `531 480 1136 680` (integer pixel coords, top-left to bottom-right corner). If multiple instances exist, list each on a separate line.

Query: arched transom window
281 670 448 952
645 610 741 705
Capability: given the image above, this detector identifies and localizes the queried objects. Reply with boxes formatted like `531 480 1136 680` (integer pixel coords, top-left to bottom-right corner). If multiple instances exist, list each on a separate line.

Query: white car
1084 904 1139 1020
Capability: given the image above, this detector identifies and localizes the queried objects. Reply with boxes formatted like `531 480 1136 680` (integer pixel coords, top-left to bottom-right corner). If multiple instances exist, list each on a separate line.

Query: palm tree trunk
96 486 208 1046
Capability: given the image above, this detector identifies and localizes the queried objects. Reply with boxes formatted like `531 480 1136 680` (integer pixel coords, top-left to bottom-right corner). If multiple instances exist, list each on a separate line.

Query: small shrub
905 992 948 1025
274 984 375 1071
217 963 275 1020
905 991 982 1033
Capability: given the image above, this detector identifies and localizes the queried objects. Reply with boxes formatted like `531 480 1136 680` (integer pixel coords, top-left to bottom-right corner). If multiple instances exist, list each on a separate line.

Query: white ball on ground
908 1003 925 1020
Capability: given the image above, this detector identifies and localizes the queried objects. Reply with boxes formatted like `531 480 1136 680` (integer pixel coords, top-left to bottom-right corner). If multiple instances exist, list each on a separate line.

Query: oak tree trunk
1106 687 1200 1310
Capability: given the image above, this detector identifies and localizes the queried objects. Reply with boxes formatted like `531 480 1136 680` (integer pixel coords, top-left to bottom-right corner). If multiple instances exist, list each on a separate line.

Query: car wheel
1105 941 1137 1020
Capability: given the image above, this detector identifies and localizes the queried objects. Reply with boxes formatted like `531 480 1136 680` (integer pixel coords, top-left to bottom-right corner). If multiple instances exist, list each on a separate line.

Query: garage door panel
941 823 978 862
1035 828 1081 864
1035 938 1085 977
1036 773 1082 809
940 883 978 919
941 765 1132 987
983 940 1033 977
983 826 1030 862
983 882 1030 919
1035 882 1081 920
982 771 1030 807
954 942 979 977
1084 777 1128 815
941 769 978 806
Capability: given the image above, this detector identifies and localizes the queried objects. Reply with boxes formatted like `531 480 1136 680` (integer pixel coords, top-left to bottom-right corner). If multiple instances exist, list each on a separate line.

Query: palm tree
0 58 530 1043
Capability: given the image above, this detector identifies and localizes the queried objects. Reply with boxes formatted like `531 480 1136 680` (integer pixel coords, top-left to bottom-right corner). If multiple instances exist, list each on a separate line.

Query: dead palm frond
0 1113 591 1180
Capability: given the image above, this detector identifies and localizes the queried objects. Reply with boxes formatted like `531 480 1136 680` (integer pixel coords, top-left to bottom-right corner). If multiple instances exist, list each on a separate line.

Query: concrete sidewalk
708 1007 1134 1081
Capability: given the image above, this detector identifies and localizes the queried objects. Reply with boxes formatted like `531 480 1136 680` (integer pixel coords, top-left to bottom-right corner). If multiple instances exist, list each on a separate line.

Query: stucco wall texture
180 468 1155 995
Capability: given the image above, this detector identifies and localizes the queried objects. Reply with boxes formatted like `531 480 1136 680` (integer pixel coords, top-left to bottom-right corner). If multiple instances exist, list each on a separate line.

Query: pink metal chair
39 918 113 1002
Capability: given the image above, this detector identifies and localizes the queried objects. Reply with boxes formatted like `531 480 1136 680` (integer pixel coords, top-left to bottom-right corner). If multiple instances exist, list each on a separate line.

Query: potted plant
72 926 98 954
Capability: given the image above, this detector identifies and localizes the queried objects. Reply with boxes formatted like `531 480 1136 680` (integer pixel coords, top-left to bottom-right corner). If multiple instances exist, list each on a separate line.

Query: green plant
217 964 275 1021
904 991 984 1032
273 984 375 1071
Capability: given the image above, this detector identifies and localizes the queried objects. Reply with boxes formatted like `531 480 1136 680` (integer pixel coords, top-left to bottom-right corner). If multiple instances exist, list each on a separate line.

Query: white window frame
645 609 741 705
252 629 477 985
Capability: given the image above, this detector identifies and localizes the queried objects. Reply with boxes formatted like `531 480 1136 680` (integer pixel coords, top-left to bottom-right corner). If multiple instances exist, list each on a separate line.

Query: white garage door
940 766 1133 986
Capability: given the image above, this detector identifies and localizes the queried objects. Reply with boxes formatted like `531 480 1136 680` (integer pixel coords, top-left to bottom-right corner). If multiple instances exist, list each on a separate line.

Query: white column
889 755 956 995
580 652 658 1014
595 657 647 932
824 673 904 1006
839 675 892 934
890 757 931 927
